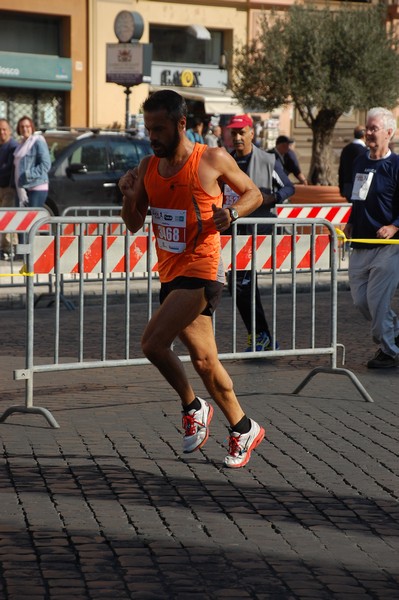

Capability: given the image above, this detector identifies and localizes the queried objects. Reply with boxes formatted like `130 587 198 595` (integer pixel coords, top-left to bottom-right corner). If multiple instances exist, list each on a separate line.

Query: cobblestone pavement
0 285 399 599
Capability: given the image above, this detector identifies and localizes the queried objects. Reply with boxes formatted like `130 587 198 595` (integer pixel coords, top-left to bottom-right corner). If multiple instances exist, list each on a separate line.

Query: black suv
42 129 152 215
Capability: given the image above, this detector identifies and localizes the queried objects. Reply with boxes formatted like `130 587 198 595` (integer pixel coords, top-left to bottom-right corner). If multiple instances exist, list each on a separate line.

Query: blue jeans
27 189 47 207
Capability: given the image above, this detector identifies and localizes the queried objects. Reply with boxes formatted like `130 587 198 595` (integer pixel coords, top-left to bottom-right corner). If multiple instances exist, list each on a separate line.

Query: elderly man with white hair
344 107 399 368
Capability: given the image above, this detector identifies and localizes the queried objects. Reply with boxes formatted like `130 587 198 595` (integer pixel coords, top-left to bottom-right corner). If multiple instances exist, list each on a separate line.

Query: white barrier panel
276 203 351 223
31 233 333 274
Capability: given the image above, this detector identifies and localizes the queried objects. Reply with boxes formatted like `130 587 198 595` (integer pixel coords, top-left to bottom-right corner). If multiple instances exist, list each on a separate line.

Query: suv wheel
44 198 58 216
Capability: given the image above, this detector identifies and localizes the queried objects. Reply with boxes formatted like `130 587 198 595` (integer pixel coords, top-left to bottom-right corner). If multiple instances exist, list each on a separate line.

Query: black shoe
0 250 14 261
367 349 398 369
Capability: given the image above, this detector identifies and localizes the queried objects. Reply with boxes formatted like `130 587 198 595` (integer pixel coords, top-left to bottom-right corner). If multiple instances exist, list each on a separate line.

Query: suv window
109 139 138 171
45 134 77 163
136 140 151 162
71 140 110 173
109 138 150 171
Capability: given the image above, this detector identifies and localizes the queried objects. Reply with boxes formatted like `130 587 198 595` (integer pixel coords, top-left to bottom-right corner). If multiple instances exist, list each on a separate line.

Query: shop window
150 25 223 66
0 89 64 134
0 11 61 55
38 95 63 129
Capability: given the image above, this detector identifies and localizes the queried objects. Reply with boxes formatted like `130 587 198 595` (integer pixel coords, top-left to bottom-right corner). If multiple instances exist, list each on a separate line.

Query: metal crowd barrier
59 206 149 292
0 213 373 429
0 206 128 295
0 203 352 296
62 206 123 218
276 202 351 268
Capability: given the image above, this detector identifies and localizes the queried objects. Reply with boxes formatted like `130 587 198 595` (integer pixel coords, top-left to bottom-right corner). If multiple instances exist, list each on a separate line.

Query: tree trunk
308 109 341 185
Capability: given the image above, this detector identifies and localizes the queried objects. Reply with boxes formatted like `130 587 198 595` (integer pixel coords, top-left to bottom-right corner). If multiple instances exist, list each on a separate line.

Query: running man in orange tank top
120 90 265 468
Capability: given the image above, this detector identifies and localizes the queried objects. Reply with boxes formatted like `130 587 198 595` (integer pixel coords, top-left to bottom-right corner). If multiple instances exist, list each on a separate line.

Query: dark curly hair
143 90 187 124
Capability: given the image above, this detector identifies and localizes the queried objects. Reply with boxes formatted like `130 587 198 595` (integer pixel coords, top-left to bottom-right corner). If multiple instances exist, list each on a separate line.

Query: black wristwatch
227 206 239 223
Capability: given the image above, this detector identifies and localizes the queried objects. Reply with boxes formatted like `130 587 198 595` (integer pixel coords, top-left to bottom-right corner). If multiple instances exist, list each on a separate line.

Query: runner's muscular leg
141 287 208 406
179 315 245 426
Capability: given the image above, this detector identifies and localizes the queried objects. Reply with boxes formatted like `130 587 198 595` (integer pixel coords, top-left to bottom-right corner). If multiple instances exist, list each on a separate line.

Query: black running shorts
159 276 224 316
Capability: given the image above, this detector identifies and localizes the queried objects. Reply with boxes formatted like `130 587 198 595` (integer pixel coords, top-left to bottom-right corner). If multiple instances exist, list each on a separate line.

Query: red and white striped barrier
32 235 154 274
276 203 351 224
0 208 50 233
220 234 331 271
31 234 332 274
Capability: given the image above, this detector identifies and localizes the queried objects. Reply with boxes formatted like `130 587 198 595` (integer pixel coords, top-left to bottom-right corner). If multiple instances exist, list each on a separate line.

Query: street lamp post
124 86 132 129
106 11 152 129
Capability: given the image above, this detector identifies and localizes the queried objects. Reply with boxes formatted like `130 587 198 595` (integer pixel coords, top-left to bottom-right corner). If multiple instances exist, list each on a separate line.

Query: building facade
0 1 87 132
88 0 249 131
89 0 377 174
1 1 397 178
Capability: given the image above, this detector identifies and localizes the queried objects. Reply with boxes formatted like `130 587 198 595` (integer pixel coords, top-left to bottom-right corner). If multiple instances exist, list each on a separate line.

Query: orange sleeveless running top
144 143 224 283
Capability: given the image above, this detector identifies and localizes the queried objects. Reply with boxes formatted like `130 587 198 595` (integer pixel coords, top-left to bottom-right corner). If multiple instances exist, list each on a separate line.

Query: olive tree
230 4 399 184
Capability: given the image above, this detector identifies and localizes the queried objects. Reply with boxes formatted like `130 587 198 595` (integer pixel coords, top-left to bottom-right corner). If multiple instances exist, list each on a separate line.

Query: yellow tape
335 227 399 244
0 264 34 277
20 264 35 276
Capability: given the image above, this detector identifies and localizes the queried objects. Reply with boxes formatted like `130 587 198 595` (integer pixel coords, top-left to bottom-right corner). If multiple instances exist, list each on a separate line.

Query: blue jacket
17 136 51 189
268 147 303 180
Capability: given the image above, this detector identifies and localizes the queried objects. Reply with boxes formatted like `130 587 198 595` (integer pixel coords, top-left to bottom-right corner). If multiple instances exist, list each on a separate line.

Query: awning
150 85 243 115
186 25 211 41
0 51 72 91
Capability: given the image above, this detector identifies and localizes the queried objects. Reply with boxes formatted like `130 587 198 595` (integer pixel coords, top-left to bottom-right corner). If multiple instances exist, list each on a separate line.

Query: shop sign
0 66 20 77
152 62 228 89
0 51 72 90
106 43 152 87
160 69 201 87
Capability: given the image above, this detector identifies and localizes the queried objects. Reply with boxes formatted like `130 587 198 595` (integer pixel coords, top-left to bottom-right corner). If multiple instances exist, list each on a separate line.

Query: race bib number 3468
151 207 187 253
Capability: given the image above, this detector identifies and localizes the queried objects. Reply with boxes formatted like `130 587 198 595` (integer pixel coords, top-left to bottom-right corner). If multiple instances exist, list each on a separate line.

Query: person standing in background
205 125 222 148
344 107 399 369
268 135 308 185
0 119 18 260
185 118 204 144
225 114 295 352
13 116 51 208
338 125 367 200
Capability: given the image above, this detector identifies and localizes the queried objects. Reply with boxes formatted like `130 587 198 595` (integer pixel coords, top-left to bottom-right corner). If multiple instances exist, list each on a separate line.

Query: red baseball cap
226 114 253 129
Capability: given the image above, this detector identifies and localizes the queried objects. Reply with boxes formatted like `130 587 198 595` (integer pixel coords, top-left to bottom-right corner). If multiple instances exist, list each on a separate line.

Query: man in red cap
224 114 295 352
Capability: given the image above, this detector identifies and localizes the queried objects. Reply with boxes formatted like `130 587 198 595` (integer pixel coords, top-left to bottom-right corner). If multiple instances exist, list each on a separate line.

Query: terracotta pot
291 184 346 205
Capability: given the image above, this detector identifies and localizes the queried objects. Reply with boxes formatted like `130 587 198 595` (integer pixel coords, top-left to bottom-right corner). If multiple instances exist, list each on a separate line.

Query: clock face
114 11 135 43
